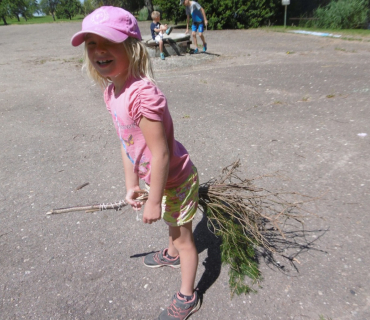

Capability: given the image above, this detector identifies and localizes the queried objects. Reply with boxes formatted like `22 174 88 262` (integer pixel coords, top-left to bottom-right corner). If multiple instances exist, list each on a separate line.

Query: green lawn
0 14 84 26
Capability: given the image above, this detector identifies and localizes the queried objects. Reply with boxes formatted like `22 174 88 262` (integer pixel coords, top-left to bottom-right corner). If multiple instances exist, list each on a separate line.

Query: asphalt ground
0 21 369 320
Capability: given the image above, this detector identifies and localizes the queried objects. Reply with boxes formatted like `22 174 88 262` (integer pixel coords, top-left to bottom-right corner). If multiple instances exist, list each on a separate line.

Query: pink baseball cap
71 6 141 47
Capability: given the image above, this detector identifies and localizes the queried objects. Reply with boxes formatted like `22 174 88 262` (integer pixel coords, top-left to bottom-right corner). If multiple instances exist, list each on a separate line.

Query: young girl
71 6 200 320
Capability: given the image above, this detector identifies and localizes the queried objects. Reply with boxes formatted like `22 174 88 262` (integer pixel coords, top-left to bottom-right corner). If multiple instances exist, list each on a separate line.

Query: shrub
138 6 149 21
153 0 186 24
305 0 369 29
202 0 280 30
153 0 280 29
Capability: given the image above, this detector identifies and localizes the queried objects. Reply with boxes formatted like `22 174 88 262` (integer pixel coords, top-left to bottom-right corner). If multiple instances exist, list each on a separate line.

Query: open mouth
97 60 112 65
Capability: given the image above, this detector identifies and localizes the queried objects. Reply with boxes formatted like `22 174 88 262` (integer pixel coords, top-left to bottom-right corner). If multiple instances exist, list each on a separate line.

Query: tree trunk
16 15 20 22
52 12 55 21
144 0 153 19
2 16 8 25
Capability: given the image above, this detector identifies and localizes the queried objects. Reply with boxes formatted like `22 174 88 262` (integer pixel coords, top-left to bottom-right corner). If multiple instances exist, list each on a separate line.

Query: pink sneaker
143 248 180 268
158 291 201 320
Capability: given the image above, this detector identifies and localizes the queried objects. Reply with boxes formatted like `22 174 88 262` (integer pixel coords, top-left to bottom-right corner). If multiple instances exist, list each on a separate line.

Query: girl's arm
121 144 143 210
186 15 190 34
139 116 170 224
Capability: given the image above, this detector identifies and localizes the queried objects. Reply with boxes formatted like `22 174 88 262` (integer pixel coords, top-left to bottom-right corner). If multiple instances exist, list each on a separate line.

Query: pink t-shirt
104 77 193 188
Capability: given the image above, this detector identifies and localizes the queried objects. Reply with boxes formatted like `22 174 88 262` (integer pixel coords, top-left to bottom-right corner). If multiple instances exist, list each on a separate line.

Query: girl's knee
175 240 196 254
170 223 194 245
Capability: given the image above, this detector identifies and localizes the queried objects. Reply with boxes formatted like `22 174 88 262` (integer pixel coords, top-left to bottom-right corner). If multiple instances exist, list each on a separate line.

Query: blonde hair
82 36 155 89
151 11 160 19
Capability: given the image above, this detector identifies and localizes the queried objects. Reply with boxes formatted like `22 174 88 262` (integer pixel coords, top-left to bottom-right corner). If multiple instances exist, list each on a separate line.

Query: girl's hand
142 199 162 224
125 187 145 211
185 28 189 34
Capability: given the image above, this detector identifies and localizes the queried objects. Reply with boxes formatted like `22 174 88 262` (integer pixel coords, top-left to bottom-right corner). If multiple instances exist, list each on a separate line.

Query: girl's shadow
193 213 222 297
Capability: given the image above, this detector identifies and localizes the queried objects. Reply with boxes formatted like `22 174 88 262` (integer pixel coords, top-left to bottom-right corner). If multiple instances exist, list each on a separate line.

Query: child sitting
150 11 173 60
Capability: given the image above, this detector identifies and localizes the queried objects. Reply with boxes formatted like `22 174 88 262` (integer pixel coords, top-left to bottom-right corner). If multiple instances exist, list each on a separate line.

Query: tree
55 0 82 20
91 0 125 6
82 0 95 16
39 0 60 21
10 0 39 22
144 0 153 17
0 0 10 25
153 0 185 24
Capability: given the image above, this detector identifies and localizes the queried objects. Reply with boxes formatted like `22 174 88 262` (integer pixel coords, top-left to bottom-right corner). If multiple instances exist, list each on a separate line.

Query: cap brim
71 26 129 46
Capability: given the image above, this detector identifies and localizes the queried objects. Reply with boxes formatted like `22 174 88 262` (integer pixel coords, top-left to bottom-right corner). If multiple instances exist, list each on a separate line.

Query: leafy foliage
138 4 161 21
153 0 186 24
204 0 281 30
1 0 39 24
82 0 95 16
90 0 145 12
39 0 60 21
214 210 260 295
154 0 281 29
55 0 81 20
305 0 369 29
138 6 148 21
0 0 11 25
10 0 39 21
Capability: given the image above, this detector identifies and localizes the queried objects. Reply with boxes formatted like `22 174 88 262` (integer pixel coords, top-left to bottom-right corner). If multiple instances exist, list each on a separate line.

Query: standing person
71 6 201 320
150 11 173 60
180 0 208 53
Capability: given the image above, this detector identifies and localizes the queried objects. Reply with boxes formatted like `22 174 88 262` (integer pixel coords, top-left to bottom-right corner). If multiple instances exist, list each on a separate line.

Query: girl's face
86 33 129 82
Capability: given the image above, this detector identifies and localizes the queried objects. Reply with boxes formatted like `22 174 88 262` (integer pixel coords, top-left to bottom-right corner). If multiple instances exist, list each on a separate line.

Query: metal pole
284 5 287 28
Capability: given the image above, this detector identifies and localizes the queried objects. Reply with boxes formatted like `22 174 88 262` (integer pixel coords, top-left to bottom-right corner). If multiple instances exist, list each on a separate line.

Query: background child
71 6 200 320
150 11 173 60
180 0 208 53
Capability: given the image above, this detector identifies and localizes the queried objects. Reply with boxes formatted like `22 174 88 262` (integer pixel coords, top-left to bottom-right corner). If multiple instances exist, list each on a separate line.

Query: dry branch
45 160 319 295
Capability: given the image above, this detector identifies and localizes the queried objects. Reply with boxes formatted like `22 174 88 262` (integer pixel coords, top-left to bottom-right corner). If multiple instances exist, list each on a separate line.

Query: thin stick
46 191 148 215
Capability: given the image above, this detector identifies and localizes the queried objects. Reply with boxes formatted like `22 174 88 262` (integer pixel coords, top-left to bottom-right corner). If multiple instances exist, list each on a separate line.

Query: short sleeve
128 81 166 125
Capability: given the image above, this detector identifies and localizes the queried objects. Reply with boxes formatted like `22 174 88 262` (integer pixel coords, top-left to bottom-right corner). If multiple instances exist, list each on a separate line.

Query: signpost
282 0 290 28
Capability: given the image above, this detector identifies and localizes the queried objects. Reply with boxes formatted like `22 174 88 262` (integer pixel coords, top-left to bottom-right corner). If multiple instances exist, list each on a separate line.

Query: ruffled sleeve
127 80 166 125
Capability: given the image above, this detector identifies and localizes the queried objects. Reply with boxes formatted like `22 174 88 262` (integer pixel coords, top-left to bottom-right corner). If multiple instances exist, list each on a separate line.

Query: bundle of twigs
46 160 316 296
198 160 316 295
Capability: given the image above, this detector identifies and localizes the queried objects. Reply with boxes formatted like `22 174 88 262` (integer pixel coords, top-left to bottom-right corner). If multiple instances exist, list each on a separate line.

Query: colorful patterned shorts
147 166 199 227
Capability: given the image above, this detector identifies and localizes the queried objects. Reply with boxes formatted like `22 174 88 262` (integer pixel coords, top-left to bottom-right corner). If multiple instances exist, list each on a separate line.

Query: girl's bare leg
167 222 198 296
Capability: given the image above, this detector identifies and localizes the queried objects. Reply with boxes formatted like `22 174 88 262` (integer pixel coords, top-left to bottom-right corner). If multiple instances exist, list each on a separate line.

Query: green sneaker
143 248 180 268
158 291 200 320
160 52 165 60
